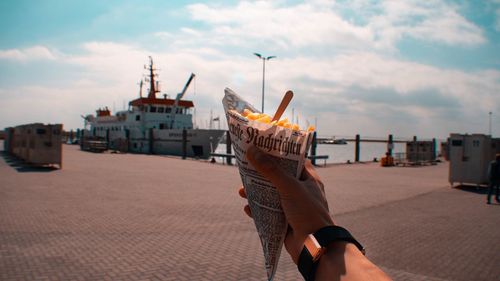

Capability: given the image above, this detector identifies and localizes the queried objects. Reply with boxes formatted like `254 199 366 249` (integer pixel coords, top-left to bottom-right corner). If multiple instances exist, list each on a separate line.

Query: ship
82 57 226 159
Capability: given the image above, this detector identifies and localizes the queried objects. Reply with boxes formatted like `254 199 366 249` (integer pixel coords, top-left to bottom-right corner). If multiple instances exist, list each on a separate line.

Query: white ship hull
130 128 225 158
92 128 225 159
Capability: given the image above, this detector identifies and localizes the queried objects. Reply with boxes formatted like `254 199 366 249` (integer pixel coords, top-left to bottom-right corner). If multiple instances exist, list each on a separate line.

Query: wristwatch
298 225 365 281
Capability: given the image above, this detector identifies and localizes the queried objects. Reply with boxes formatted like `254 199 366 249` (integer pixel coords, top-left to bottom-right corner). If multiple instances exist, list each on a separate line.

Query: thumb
246 146 297 193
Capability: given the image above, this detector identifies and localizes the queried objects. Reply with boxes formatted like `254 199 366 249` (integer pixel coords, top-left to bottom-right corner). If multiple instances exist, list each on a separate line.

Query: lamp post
254 53 276 113
489 111 492 136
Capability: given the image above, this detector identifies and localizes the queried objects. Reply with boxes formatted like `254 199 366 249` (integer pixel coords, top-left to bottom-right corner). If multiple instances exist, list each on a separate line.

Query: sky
1 0 499 139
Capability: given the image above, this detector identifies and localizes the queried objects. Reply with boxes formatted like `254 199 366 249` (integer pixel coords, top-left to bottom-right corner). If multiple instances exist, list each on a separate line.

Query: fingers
243 205 252 218
300 160 313 180
238 186 247 198
298 160 326 195
238 186 251 218
304 160 321 180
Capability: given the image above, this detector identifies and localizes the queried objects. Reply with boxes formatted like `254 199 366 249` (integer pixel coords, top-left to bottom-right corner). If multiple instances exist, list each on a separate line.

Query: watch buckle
304 234 325 262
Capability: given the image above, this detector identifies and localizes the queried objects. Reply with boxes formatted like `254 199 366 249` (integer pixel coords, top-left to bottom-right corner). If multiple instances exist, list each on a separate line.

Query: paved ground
0 144 499 281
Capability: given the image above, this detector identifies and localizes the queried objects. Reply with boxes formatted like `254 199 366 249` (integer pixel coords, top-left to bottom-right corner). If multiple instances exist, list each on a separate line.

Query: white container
448 133 500 186
7 123 63 169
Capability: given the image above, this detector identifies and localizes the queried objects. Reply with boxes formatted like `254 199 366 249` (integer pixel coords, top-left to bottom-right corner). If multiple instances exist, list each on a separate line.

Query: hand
239 146 391 281
239 146 334 264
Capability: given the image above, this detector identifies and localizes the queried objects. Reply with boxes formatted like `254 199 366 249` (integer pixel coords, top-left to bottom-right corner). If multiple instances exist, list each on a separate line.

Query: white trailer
448 134 500 187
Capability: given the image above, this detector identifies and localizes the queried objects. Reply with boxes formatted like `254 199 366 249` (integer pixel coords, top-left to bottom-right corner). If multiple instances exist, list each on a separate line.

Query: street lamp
254 53 276 113
489 111 492 136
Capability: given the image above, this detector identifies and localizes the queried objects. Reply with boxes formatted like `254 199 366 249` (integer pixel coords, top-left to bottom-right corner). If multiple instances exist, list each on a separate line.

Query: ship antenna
138 80 143 98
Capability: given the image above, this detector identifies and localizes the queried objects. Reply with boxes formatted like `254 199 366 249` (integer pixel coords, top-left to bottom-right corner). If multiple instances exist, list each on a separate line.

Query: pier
213 132 438 165
317 137 408 143
313 134 437 164
1 143 498 280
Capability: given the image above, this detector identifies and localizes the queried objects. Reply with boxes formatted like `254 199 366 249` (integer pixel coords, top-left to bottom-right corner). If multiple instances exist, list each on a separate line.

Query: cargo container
406 140 436 164
4 123 63 168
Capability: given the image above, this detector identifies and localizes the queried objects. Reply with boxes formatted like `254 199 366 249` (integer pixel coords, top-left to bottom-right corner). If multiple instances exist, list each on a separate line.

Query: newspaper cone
222 88 313 281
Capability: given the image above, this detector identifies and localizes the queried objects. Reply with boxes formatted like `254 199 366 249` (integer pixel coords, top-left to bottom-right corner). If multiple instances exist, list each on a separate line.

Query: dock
317 137 409 143
1 143 499 281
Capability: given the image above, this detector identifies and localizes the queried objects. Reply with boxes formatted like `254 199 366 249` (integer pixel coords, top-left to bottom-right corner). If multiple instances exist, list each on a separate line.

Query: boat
82 57 226 159
333 138 348 145
320 137 348 145
321 138 335 144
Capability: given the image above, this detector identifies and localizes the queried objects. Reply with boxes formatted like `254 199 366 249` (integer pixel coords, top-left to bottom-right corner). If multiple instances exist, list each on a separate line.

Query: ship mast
147 56 160 99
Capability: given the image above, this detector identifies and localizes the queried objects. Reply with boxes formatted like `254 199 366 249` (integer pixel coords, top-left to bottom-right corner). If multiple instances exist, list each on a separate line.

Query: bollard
226 131 232 165
182 129 187 159
388 134 394 156
413 136 418 162
432 138 436 160
311 131 317 166
355 134 360 162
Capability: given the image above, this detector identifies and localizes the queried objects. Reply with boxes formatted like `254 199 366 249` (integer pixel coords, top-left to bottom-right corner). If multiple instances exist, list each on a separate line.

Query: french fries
232 109 315 132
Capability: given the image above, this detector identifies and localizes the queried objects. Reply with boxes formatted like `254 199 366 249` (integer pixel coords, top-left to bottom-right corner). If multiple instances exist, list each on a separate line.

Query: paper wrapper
222 88 313 280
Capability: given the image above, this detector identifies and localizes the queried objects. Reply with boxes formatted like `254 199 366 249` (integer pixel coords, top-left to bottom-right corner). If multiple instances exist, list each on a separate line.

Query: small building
448 134 500 187
406 140 436 163
4 123 63 168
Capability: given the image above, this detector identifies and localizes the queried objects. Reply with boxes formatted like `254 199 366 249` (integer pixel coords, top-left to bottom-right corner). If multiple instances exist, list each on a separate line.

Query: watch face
304 234 324 262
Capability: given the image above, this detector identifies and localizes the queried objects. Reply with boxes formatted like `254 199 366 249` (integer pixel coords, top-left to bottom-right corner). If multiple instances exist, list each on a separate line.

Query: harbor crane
170 73 196 129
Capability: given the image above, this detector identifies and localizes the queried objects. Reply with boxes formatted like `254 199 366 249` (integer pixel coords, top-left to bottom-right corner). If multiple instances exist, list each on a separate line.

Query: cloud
0 85 110 129
369 0 485 48
184 0 485 52
0 1 497 138
187 1 374 50
0 41 258 130
346 86 461 109
153 31 173 40
65 41 147 85
0 46 58 61
1 39 499 138
260 51 500 137
273 52 498 106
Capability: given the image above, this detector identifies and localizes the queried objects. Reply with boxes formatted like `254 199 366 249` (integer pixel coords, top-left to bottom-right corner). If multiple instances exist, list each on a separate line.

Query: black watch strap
315 225 365 254
298 225 365 281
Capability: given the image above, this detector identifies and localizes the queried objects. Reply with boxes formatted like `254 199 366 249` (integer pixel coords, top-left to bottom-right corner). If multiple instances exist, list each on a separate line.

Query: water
315 142 405 163
215 141 407 164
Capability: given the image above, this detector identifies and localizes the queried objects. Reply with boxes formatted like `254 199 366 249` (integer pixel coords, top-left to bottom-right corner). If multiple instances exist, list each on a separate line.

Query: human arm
241 146 391 281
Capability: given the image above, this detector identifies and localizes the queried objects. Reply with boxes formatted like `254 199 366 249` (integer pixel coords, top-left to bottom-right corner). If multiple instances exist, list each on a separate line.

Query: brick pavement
1 144 499 280
338 187 500 281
